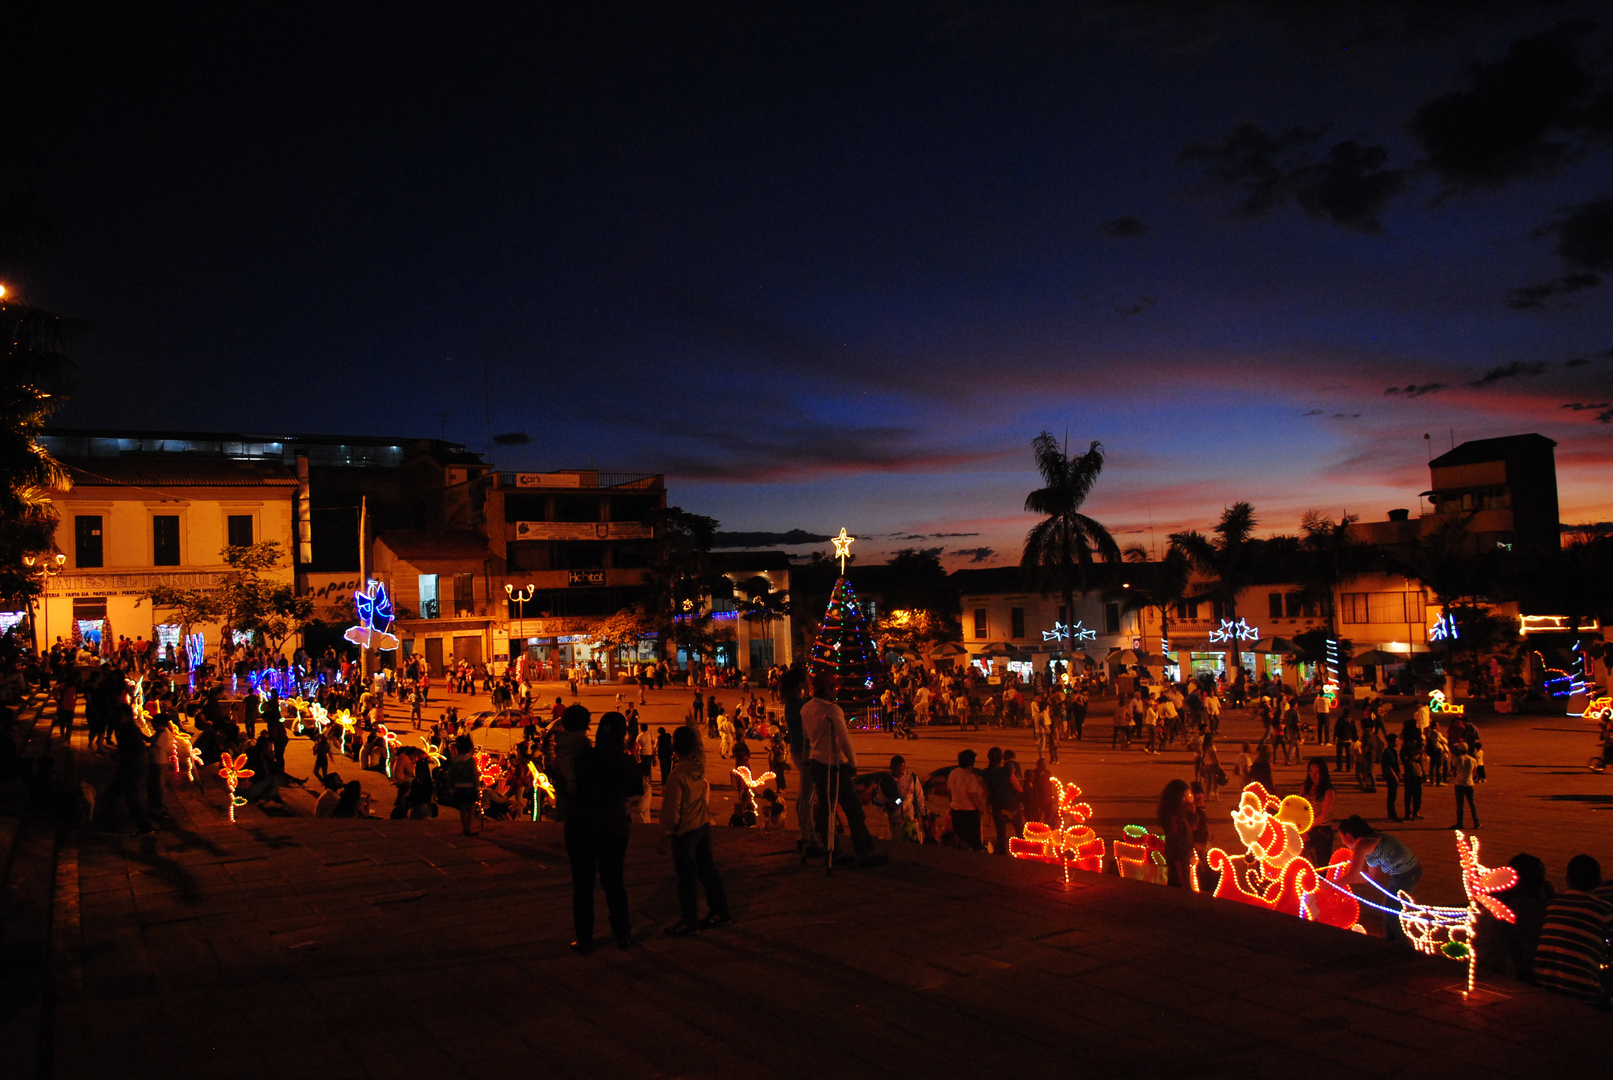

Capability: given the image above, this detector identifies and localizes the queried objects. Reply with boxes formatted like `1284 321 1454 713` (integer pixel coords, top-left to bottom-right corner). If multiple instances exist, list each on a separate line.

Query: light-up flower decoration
218 753 253 822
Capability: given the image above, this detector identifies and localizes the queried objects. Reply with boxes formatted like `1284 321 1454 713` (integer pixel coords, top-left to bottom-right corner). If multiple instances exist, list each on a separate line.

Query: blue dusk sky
7 2 1612 566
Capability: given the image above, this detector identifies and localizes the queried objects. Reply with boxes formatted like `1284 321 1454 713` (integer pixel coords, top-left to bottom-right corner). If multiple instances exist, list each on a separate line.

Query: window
152 515 180 566
973 608 987 639
1285 593 1317 618
1211 599 1226 622
1104 603 1121 634
1342 592 1423 624
419 574 439 618
1010 607 1025 639
75 515 103 568
1174 600 1199 620
1057 605 1067 624
453 573 475 615
1406 591 1425 623
227 515 254 547
1268 592 1283 619
1340 593 1367 624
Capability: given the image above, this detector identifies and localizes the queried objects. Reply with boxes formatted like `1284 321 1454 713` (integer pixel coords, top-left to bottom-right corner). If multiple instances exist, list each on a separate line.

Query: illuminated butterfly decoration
344 580 400 651
218 753 254 821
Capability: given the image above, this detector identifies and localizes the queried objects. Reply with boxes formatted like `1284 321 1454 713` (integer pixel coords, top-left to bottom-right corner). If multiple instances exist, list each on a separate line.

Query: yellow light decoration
419 740 446 768
831 527 855 573
217 753 253 823
1007 776 1106 885
1380 831 1516 996
732 766 777 790
1206 783 1360 928
526 761 556 820
1428 689 1465 716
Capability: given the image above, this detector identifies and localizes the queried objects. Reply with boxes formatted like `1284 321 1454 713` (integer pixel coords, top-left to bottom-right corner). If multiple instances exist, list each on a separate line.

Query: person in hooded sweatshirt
659 723 730 937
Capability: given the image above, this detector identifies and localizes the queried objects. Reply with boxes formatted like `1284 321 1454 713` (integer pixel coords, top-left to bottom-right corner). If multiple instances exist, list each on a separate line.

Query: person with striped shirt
1533 855 1613 1009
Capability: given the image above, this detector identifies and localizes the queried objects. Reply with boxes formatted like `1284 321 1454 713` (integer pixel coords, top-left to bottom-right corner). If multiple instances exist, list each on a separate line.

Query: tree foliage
1021 432 1120 653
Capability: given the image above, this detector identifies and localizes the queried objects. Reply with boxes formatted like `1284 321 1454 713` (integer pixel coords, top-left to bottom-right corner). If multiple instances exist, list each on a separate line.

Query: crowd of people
3 628 1609 1006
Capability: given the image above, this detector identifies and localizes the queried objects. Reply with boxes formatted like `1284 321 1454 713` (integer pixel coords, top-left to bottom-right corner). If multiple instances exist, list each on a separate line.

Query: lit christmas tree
808 529 883 719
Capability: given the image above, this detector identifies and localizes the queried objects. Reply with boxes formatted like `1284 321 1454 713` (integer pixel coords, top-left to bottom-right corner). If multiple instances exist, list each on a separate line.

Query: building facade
34 455 298 658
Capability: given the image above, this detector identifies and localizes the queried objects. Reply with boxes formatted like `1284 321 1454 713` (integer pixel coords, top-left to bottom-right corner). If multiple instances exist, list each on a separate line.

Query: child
729 744 759 827
660 725 731 937
759 788 783 831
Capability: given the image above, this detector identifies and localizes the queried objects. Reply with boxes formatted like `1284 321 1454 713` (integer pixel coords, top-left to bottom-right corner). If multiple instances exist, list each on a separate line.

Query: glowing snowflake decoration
1209 618 1259 643
1042 621 1097 643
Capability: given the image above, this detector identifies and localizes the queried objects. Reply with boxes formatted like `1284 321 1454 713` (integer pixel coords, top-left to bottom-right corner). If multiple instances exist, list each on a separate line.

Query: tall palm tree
1115 544 1191 656
1021 433 1121 655
1300 510 1376 641
1170 501 1260 680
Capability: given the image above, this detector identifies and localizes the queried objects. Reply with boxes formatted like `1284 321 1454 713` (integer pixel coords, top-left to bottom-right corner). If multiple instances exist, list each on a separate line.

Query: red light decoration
1007 776 1106 884
217 753 253 823
1206 782 1360 929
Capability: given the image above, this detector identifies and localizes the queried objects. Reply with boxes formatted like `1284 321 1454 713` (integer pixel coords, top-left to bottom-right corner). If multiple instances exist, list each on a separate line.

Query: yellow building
36 457 297 658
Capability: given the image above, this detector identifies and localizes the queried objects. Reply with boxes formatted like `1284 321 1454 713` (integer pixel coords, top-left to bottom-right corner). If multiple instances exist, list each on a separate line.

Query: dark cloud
952 546 996 563
1469 360 1547 386
491 431 531 446
1384 382 1448 397
1115 297 1155 316
1509 273 1602 309
710 529 831 548
1301 409 1325 416
1602 409 1613 424
1099 215 1148 238
650 421 1002 481
917 546 946 558
1510 199 1613 308
1555 198 1613 272
1178 124 1407 233
1410 23 1613 190
1561 401 1612 411
893 533 927 540
1330 413 1363 419
929 532 980 538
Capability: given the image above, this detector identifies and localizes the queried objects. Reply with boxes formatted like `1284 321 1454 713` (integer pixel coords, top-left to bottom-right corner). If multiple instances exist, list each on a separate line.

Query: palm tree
1021 433 1121 655
1115 544 1191 657
1299 510 1376 640
1170 502 1260 680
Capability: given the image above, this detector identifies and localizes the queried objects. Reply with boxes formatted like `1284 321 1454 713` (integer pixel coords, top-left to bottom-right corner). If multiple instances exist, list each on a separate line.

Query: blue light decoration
1042 621 1098 643
344 579 400 651
808 576 882 724
184 631 206 670
1209 618 1259 644
1429 612 1459 641
1323 638 1341 700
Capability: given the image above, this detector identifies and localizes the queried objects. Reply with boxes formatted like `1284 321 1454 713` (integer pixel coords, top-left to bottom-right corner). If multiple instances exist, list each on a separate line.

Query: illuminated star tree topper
831 527 855 573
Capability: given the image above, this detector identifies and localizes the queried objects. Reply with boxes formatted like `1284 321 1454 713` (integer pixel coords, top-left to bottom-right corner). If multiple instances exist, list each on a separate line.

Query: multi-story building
32 454 298 658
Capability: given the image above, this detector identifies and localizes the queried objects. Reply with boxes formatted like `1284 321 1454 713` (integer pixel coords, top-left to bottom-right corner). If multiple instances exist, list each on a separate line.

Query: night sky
8 2 1612 565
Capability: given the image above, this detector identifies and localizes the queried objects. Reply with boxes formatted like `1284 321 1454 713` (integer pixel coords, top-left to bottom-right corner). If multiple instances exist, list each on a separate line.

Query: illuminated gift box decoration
1007 776 1106 884
1114 825 1168 885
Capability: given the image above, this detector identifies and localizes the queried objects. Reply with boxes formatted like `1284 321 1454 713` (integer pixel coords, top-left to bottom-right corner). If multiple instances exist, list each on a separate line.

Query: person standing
982 746 1023 856
1300 758 1336 868
659 725 730 937
801 669 886 868
655 726 673 786
1158 778 1195 888
1380 732 1403 821
1400 728 1424 821
565 711 643 953
1450 741 1480 829
947 749 988 851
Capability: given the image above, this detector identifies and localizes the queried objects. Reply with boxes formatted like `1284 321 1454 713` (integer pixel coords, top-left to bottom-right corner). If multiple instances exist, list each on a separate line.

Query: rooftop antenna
1449 427 1455 451
435 411 451 440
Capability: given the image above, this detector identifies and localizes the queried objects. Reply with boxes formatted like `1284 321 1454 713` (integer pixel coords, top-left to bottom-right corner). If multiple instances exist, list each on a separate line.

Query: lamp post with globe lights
505 582 535 657
22 552 67 653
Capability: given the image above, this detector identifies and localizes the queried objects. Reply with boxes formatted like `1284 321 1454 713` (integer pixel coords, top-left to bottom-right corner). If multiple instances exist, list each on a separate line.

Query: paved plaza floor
6 681 1613 1078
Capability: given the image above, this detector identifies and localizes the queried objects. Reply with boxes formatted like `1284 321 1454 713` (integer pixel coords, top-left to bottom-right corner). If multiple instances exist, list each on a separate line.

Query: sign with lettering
514 472 583 488
514 521 652 541
568 570 606 586
47 571 226 597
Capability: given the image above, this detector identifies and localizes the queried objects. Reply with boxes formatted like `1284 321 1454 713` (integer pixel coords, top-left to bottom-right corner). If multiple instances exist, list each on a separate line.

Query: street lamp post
22 553 67 654
504 582 535 658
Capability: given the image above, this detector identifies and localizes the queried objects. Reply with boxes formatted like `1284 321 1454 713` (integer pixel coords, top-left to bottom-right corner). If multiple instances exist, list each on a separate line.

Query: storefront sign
514 521 653 540
514 472 583 488
568 570 606 586
47 571 226 597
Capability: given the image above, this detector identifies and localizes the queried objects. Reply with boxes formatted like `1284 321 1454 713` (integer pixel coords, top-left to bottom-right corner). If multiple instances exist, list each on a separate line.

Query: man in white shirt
801 669 886 868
